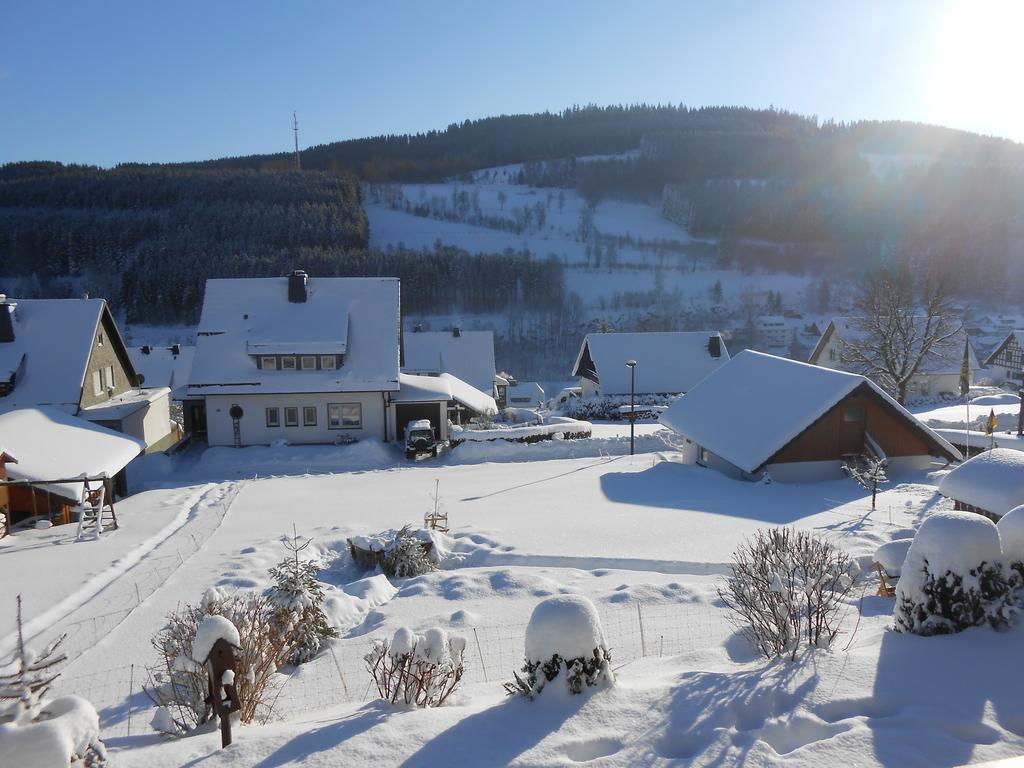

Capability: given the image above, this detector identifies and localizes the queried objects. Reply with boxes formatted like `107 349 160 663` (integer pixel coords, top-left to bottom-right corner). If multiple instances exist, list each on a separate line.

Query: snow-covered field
6 424 1024 766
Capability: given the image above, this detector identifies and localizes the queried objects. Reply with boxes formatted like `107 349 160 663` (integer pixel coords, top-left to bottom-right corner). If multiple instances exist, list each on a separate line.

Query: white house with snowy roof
570 331 729 397
938 448 1024 521
983 331 1024 387
0 294 174 452
808 317 979 400
402 328 499 397
661 351 961 482
185 271 493 447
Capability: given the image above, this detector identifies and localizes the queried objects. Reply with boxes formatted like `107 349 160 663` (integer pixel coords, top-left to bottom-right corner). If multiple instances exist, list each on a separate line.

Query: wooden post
204 638 241 748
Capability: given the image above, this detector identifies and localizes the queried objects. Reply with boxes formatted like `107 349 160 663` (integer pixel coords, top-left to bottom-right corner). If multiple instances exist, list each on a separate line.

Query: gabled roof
661 350 960 474
187 277 401 396
983 330 1024 368
571 332 729 394
128 345 195 400
0 298 136 413
939 448 1024 517
809 317 978 375
0 406 145 502
402 331 497 394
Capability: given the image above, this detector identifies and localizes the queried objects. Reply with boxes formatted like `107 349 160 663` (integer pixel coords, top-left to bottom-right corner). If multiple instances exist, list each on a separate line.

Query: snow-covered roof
0 298 116 412
0 406 145 502
128 345 195 400
572 332 729 394
660 350 960 474
983 330 1024 368
507 382 545 404
187 277 401 396
938 448 1024 517
79 387 171 421
402 330 497 394
811 317 978 375
393 373 497 414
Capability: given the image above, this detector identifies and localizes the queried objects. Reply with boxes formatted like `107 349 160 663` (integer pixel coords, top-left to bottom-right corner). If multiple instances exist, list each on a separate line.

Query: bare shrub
718 528 858 660
365 627 465 707
144 588 295 734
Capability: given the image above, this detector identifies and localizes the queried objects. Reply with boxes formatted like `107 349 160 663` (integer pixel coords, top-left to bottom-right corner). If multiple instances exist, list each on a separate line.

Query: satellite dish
229 405 244 420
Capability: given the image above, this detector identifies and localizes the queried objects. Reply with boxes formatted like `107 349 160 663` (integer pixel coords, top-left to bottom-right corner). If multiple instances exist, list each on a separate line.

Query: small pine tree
384 526 436 578
0 596 68 725
269 527 338 666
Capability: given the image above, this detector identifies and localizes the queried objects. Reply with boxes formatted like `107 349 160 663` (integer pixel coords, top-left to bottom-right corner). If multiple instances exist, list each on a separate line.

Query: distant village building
0 406 145 526
808 317 979 400
0 295 175 452
571 332 730 397
661 351 961 482
754 316 795 352
402 328 500 398
938 448 1024 522
983 331 1024 387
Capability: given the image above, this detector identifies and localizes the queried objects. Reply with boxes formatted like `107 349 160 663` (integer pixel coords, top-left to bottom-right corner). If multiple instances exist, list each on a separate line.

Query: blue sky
2 1 1020 166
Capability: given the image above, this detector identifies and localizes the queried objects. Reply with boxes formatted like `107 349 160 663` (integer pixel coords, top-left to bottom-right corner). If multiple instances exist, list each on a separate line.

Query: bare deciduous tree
839 267 963 405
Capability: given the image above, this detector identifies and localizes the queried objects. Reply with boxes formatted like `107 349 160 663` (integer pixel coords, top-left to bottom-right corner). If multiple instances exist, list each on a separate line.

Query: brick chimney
288 270 308 303
707 335 721 358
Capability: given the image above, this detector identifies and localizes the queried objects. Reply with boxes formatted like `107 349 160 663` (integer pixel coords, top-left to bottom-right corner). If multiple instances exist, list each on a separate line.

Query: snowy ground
5 426 1024 766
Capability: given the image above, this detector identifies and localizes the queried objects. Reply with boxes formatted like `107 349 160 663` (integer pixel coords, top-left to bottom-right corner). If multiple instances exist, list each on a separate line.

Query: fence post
126 664 135 737
329 645 350 700
472 628 488 683
637 603 647 658
135 582 142 607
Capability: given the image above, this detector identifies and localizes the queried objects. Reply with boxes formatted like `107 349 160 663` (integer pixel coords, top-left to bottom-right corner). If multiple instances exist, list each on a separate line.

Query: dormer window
301 355 316 370
321 355 337 370
281 356 297 370
260 356 277 370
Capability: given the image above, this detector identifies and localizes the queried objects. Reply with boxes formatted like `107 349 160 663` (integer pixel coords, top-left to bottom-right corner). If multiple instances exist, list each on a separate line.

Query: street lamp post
1018 384 1023 437
626 359 637 456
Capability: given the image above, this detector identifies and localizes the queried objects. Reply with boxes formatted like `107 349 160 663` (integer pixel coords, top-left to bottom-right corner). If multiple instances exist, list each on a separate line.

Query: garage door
395 403 442 440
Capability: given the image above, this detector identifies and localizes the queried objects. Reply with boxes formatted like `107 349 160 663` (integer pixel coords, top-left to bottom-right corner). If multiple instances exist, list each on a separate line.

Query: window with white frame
284 406 299 426
92 370 102 396
261 356 277 370
328 403 361 429
301 356 316 370
303 406 317 426
320 355 336 370
281 356 297 370
266 407 280 427
105 366 114 389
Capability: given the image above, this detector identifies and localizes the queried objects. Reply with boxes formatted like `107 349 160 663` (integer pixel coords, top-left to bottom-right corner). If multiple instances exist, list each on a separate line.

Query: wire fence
60 597 729 740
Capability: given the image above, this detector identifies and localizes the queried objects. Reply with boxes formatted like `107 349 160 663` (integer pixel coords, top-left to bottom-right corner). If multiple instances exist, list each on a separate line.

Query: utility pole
293 111 301 171
626 359 637 456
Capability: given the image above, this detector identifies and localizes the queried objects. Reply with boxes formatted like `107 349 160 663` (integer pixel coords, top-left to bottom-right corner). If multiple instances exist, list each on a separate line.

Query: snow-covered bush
563 394 674 421
895 511 1014 636
349 526 442 578
505 595 613 699
268 532 338 666
998 505 1024 582
385 526 438 578
0 596 107 766
718 528 859 660
365 626 466 707
144 587 295 734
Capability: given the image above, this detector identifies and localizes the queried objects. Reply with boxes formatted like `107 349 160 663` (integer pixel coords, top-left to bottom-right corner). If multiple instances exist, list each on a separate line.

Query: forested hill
185 104 1024 183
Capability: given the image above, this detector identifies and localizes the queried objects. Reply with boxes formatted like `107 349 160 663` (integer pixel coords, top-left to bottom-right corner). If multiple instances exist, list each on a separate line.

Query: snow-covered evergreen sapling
998 505 1024 586
269 527 338 666
384 525 437 578
895 511 1015 636
505 595 613 699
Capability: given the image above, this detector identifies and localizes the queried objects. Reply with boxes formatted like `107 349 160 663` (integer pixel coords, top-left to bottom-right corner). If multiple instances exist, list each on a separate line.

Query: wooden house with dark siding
661 351 961 483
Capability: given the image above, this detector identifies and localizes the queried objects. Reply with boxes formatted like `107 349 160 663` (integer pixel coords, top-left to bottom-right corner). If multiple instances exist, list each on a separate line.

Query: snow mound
998 505 1024 564
875 539 913 576
191 615 240 663
525 595 607 662
902 511 1002 580
0 695 104 768
939 448 1024 518
971 393 1020 406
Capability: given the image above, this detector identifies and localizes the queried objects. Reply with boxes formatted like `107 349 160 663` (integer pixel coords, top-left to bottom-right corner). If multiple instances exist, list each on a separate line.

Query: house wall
770 387 936 465
79 313 134 409
580 378 601 397
204 392 387 447
988 336 1023 384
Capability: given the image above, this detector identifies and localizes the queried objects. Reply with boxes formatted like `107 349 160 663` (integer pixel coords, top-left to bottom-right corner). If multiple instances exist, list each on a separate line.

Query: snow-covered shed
402 328 498 396
938 448 1024 521
387 373 498 441
185 272 404 447
0 406 145 525
808 317 979 400
661 351 961 482
506 381 546 409
571 332 729 397
0 295 174 451
128 344 195 401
